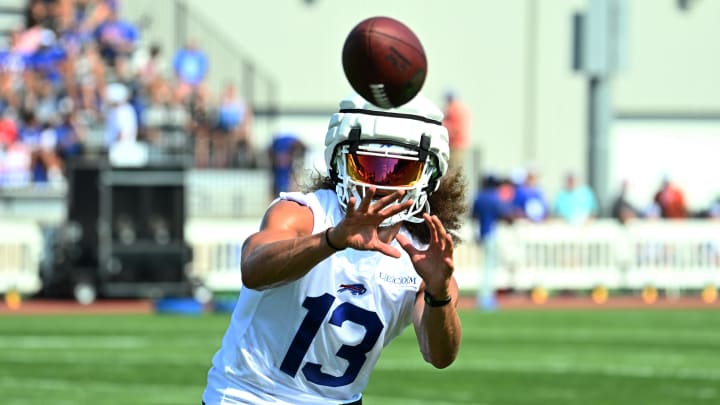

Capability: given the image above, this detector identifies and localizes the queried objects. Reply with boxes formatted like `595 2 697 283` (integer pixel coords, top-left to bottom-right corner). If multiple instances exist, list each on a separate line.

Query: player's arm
397 213 461 369
412 278 461 369
240 200 338 290
243 189 414 290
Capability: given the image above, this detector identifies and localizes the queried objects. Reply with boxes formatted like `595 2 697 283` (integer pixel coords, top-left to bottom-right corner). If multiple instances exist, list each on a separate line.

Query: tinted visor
346 153 424 187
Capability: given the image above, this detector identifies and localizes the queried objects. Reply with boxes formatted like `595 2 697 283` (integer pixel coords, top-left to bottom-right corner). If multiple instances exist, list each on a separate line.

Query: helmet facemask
331 132 440 226
324 93 450 227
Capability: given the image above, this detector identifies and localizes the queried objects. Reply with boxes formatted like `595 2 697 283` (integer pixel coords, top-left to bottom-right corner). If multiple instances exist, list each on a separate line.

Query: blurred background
0 0 718 304
1 1 719 404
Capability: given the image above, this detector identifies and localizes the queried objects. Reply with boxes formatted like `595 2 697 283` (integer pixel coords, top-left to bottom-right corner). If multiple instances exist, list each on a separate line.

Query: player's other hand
396 213 454 296
330 188 412 258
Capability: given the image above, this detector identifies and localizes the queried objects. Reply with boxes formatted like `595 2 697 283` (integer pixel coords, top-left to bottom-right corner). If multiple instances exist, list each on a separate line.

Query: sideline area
3 294 719 316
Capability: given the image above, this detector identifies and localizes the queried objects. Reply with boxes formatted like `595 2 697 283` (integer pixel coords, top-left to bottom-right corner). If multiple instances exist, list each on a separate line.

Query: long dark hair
304 167 467 245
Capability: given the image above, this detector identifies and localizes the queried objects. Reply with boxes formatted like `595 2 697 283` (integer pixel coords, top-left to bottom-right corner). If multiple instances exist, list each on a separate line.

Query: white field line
360 396 475 405
375 359 720 381
466 327 720 342
0 351 196 366
0 336 148 349
0 376 199 396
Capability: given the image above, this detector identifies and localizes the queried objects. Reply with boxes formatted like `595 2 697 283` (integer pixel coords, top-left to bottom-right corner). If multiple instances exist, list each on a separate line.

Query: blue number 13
279 293 383 387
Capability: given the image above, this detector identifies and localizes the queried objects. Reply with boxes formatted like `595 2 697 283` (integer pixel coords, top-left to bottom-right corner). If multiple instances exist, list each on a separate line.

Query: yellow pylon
4 290 22 310
641 286 658 304
592 286 609 304
531 286 548 304
701 285 717 304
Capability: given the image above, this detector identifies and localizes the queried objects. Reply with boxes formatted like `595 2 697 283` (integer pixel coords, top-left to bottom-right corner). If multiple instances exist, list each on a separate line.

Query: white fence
0 220 43 294
185 219 720 292
2 219 719 294
185 219 258 291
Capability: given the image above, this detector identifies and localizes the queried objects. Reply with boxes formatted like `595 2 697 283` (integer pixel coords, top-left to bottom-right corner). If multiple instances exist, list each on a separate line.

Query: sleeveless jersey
203 189 423 404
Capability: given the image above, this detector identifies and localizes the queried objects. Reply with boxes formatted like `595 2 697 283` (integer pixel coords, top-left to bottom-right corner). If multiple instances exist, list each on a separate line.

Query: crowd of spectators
0 0 256 190
471 167 720 242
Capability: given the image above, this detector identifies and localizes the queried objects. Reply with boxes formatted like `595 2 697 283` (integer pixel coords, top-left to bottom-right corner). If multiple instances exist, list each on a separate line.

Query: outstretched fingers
424 213 440 245
379 202 414 221
425 213 452 253
396 232 418 256
346 196 357 216
373 190 405 208
357 187 375 213
374 240 403 258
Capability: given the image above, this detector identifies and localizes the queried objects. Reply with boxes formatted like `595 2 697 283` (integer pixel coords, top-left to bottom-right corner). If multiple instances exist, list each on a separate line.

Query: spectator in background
163 88 192 155
103 82 136 147
708 196 720 219
133 42 166 86
28 29 67 88
188 89 213 167
471 173 514 310
53 98 85 161
17 109 63 186
68 42 106 120
214 81 253 167
0 109 20 186
0 109 17 147
93 5 138 70
0 29 32 108
173 39 208 103
141 82 190 155
29 76 60 125
611 179 641 224
653 176 687 219
512 166 548 222
473 173 514 245
442 89 471 171
15 17 49 54
269 131 306 200
77 0 116 34
112 56 143 121
142 82 172 144
0 141 32 187
24 0 54 31
553 171 598 224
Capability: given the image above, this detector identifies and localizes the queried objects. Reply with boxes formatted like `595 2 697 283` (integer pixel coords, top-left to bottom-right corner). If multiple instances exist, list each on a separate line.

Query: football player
203 93 467 404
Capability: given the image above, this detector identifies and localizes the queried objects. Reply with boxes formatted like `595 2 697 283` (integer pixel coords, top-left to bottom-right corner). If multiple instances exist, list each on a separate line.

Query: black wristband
325 227 345 251
424 290 452 307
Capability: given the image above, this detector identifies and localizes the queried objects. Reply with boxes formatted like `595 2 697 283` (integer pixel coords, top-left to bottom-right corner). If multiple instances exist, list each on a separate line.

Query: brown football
342 16 427 109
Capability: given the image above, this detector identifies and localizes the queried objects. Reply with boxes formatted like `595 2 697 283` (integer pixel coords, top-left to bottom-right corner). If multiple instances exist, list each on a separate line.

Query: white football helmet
324 93 450 226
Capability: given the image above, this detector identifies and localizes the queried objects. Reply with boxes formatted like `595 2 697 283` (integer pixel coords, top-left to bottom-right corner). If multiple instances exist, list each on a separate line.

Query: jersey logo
337 283 367 296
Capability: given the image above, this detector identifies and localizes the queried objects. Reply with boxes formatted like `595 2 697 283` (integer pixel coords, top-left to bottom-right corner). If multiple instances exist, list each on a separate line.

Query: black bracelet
325 227 345 251
424 290 452 307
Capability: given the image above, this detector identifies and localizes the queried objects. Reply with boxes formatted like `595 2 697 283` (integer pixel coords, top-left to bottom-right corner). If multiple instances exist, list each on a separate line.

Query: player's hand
396 213 454 297
330 187 413 258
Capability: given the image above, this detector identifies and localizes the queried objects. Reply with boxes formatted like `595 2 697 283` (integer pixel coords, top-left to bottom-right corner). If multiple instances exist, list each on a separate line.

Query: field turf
1 308 719 404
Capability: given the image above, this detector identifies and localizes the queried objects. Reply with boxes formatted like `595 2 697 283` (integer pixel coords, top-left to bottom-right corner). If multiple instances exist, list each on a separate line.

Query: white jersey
203 189 423 404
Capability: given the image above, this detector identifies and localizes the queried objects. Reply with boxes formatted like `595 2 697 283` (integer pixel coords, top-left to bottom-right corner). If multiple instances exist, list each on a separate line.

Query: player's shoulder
261 197 314 235
266 195 313 220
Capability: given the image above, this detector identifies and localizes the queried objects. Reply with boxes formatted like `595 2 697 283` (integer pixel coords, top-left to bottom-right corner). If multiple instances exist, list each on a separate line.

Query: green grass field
1 309 719 404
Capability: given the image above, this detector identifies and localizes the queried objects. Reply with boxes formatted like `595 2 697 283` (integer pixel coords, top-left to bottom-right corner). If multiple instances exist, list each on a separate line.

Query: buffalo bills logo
337 283 367 296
